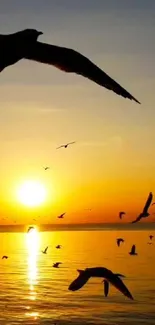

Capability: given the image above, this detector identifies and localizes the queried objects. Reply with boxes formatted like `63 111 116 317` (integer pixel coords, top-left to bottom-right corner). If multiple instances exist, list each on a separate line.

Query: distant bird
44 167 50 171
129 245 137 256
103 273 125 297
149 235 153 240
27 226 34 233
57 212 66 219
56 245 61 249
117 238 124 247
0 29 140 103
119 211 126 219
69 267 133 300
2 256 8 259
56 142 75 149
42 246 48 254
131 192 153 224
53 262 62 268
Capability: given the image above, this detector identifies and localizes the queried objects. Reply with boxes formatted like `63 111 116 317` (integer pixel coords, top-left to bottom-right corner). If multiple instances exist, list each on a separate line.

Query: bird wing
143 192 153 214
103 280 109 297
67 141 76 145
117 239 120 246
68 272 90 291
45 246 48 253
25 42 140 104
131 245 136 254
56 145 64 149
131 214 142 224
105 271 133 300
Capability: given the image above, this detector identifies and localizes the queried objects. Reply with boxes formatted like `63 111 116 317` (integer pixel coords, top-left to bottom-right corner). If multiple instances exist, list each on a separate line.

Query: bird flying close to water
27 226 35 233
42 246 48 254
0 29 140 103
56 142 76 149
56 245 61 249
57 212 66 219
2 255 8 259
129 245 137 256
69 267 133 300
131 192 153 224
117 238 124 247
53 262 62 268
119 211 126 219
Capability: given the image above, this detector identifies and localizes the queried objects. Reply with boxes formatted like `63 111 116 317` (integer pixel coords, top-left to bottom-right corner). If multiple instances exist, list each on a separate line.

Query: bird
149 235 153 240
42 246 48 254
0 29 140 104
56 142 76 149
2 256 8 259
147 242 153 245
27 226 34 233
129 245 137 256
68 267 133 300
53 262 62 268
56 245 61 249
44 166 50 171
57 212 66 219
131 192 153 224
103 273 125 297
119 211 126 219
117 238 124 247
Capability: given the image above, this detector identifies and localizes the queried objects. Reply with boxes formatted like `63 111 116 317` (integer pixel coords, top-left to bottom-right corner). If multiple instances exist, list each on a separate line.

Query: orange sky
0 1 155 225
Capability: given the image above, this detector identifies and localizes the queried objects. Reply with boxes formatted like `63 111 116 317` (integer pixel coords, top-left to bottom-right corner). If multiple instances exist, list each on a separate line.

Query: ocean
0 227 155 324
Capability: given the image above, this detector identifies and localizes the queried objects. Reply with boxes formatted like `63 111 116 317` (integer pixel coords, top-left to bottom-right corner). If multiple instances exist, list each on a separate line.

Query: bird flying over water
42 246 48 254
53 262 62 268
69 267 133 300
103 273 125 297
56 245 61 249
119 211 126 219
131 192 153 224
57 212 66 219
2 256 8 259
44 167 50 171
0 29 140 103
129 245 137 256
149 235 153 240
117 238 124 247
56 142 75 149
27 226 34 233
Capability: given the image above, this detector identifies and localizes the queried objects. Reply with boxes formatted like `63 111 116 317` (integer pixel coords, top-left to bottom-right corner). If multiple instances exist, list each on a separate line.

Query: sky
0 0 155 225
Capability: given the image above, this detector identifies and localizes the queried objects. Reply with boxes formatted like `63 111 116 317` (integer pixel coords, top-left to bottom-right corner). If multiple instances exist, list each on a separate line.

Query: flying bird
103 273 125 297
42 246 48 254
44 167 50 171
119 211 126 219
149 235 153 240
53 262 62 268
57 212 66 219
27 226 34 233
0 29 140 103
117 238 124 247
129 245 137 256
56 142 76 149
69 267 133 300
2 256 8 259
56 245 61 249
131 192 153 224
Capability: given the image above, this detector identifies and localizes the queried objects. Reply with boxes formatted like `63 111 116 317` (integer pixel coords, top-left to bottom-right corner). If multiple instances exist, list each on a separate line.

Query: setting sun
17 180 46 207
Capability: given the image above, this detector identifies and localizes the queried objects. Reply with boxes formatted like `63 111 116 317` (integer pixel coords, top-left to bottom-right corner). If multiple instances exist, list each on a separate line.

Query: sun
17 180 46 207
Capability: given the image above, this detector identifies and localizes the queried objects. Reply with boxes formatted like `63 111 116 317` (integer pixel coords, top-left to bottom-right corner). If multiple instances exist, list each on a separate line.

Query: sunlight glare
17 180 46 207
26 227 39 301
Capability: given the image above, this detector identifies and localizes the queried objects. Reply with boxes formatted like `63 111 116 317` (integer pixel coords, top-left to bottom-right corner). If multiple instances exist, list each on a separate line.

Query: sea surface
0 227 155 324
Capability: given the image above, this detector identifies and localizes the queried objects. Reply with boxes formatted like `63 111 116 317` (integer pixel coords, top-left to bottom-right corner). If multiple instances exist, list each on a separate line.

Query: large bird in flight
131 192 153 224
0 29 140 103
69 267 133 300
56 142 75 149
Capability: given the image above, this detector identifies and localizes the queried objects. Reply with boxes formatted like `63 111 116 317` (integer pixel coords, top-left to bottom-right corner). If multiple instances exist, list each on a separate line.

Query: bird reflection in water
26 227 40 320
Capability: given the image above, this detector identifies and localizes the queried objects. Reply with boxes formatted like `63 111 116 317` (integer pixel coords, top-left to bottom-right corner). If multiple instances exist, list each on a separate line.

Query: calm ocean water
0 228 155 324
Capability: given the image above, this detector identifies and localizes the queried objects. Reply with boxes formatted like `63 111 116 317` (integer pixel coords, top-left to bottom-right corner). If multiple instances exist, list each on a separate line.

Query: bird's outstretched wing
103 280 109 297
67 141 76 146
25 42 140 104
44 246 48 253
56 145 64 149
143 192 153 214
131 245 136 254
105 271 133 300
131 214 142 224
68 271 90 291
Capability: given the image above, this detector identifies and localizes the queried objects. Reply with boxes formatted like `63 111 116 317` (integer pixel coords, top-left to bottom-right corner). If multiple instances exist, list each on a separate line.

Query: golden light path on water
26 227 40 320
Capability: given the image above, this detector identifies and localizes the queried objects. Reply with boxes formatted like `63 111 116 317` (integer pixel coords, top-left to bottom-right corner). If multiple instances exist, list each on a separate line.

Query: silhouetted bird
57 213 66 219
129 245 137 256
44 167 50 170
117 238 124 247
69 267 133 300
131 192 153 223
149 235 153 240
119 211 125 219
56 142 75 149
56 245 61 249
2 256 8 259
27 226 34 233
42 246 48 254
53 262 62 268
103 273 125 297
0 29 140 103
